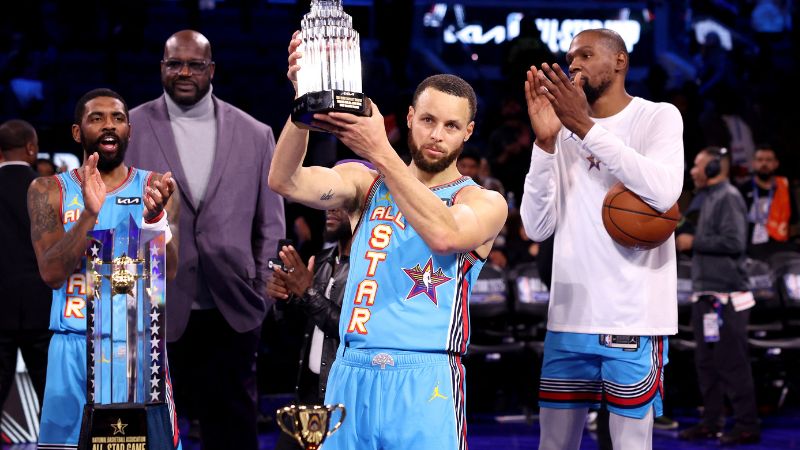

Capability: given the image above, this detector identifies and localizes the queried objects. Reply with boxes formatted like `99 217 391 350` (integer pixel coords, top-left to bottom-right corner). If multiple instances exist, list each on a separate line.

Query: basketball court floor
3 409 799 449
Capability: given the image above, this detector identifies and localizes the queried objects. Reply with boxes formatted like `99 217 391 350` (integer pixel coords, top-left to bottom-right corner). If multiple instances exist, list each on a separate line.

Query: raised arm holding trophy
269 0 507 447
272 2 373 447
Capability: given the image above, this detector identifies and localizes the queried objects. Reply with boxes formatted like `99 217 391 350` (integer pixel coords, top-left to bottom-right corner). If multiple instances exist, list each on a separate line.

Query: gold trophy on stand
276 404 346 450
77 216 171 450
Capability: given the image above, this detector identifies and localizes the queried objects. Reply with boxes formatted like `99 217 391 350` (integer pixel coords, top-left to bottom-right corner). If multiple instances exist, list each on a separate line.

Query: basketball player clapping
520 29 684 449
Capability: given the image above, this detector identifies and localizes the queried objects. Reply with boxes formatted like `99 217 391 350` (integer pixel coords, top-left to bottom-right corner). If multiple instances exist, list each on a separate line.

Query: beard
756 170 775 181
407 129 463 174
582 76 611 105
82 130 129 172
165 78 211 106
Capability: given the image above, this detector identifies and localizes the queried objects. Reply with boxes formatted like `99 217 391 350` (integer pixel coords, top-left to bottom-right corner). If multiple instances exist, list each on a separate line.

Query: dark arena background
2 0 800 449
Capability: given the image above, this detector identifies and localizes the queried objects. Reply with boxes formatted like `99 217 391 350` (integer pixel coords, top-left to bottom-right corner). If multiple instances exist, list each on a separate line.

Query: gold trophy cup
277 404 346 450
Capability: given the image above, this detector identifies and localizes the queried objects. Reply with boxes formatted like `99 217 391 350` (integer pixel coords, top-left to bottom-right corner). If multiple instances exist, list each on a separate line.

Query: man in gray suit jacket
125 30 285 450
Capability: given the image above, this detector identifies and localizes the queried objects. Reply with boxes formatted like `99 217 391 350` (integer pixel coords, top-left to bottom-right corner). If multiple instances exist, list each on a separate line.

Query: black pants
0 329 51 410
596 404 613 450
691 298 758 430
167 309 261 450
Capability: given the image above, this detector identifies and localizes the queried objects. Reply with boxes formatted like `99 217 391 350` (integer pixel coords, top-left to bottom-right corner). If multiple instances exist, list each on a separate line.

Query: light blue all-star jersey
339 175 486 354
50 167 151 333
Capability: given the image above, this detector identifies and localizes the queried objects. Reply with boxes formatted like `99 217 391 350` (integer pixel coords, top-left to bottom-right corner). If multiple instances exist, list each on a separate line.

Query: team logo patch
116 197 141 205
371 353 395 369
402 257 452 306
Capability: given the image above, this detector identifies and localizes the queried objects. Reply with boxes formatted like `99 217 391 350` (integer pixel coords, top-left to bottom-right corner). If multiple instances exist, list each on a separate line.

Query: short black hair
755 143 775 153
74 88 129 125
755 143 781 160
36 158 57 173
583 28 628 56
0 119 36 152
576 28 629 69
412 74 477 122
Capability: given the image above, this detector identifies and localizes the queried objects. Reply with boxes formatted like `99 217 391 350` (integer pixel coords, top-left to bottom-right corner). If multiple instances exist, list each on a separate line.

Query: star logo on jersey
379 191 392 203
402 257 452 306
586 155 602 171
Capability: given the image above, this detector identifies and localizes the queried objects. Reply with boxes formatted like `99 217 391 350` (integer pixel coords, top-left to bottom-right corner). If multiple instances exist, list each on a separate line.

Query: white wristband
142 211 173 244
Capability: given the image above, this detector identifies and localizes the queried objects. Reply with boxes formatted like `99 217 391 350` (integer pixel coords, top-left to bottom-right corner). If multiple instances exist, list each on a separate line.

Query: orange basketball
602 182 680 250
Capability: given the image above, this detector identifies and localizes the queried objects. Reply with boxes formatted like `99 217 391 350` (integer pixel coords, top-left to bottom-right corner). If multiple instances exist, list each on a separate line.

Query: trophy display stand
77 216 173 450
292 0 372 130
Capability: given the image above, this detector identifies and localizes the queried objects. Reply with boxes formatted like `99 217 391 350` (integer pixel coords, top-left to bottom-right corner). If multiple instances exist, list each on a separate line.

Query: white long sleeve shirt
520 97 684 335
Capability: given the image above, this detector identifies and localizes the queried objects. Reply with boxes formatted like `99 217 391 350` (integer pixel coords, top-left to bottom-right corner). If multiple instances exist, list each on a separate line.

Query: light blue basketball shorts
538 331 668 419
39 332 86 449
323 348 468 450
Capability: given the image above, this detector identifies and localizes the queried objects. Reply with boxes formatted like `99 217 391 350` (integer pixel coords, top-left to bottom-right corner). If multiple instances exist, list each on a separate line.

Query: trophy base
78 403 176 450
292 90 372 132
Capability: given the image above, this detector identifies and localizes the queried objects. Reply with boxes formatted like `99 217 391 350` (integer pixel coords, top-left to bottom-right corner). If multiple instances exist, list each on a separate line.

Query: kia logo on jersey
116 197 141 205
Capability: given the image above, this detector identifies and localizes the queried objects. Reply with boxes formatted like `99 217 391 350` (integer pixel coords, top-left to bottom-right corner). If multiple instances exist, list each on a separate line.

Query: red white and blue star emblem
402 257 452 306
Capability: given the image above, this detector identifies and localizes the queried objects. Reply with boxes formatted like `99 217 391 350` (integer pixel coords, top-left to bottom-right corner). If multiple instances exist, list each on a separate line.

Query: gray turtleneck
165 86 217 208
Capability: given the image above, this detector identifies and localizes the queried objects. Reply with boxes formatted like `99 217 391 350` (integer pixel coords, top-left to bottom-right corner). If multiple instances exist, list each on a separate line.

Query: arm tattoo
50 225 89 272
28 179 61 242
320 189 334 201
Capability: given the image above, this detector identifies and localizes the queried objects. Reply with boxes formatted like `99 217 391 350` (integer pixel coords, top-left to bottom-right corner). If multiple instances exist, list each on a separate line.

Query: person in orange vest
737 144 798 260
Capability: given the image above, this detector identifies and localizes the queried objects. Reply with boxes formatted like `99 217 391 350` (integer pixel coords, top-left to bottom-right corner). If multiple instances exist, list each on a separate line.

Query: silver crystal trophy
292 0 372 130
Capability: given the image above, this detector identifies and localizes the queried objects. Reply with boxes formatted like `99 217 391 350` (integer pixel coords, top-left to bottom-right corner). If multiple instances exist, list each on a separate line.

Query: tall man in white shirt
520 29 684 449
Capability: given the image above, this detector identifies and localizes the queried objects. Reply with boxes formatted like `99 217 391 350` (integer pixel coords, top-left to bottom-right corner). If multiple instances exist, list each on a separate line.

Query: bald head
161 30 215 106
164 30 212 60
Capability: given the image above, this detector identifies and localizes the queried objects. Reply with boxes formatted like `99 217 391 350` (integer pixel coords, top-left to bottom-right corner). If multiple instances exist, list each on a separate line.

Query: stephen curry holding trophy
270 0 507 447
273 1 373 448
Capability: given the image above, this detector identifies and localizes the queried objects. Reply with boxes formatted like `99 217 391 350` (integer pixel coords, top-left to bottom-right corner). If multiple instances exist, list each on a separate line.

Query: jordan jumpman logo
428 382 448 402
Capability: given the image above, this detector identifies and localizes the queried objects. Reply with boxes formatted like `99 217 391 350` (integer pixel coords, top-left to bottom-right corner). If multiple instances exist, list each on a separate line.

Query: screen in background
412 1 661 80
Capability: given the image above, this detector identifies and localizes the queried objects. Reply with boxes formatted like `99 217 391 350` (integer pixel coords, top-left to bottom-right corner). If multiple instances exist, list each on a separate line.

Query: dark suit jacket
126 95 285 340
0 163 51 330
291 246 349 401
